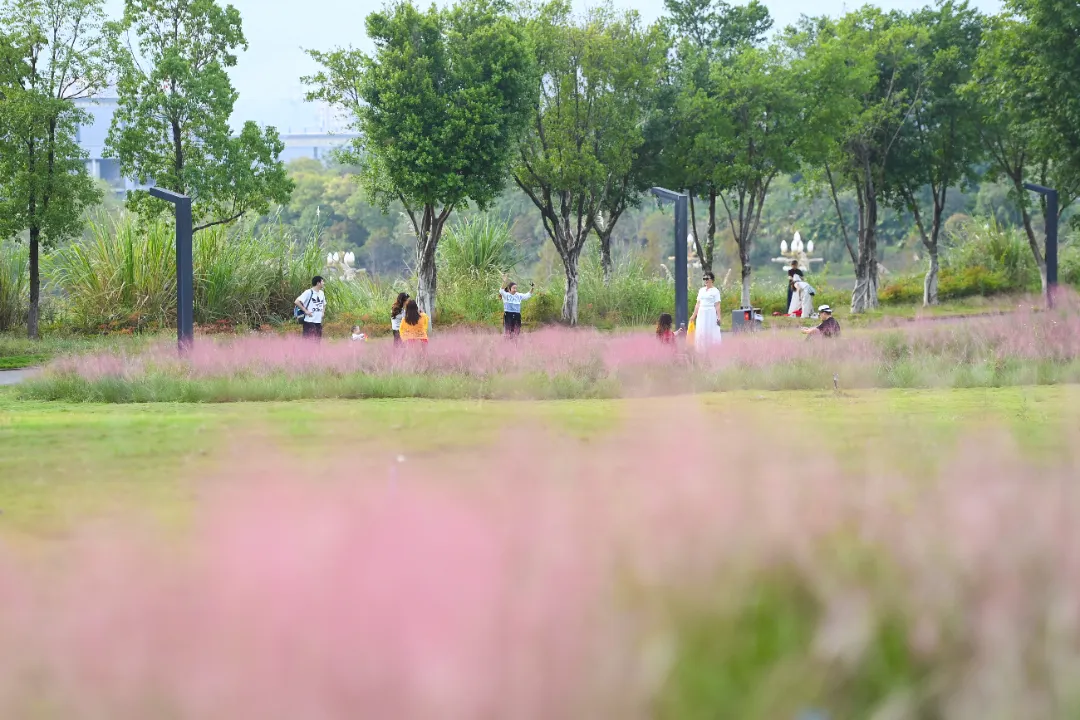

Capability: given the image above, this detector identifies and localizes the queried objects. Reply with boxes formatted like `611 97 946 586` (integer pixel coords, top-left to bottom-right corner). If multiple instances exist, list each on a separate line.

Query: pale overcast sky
101 0 1004 132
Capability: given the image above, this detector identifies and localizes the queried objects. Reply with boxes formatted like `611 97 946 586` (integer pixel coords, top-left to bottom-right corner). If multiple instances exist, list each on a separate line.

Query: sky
101 0 1005 133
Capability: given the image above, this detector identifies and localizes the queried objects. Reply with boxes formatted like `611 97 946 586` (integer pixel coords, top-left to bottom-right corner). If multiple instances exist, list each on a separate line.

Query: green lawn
1 385 1074 544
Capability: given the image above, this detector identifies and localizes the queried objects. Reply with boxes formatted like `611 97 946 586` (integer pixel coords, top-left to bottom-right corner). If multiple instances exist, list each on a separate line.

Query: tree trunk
28 228 40 340
1019 203 1048 300
850 178 879 314
924 247 939 307
563 251 580 325
409 204 452 326
704 188 716 274
416 242 437 326
739 247 751 309
599 229 613 283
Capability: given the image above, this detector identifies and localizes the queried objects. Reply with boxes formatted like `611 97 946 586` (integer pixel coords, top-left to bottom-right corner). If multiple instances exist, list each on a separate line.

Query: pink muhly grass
36 291 1080 396
3 408 1080 716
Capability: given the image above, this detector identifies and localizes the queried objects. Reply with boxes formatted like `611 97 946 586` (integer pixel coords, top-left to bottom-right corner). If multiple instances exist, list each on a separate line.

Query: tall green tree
304 0 535 320
1008 0 1080 181
968 13 1079 297
591 21 668 282
0 0 106 339
885 1 984 306
661 0 771 274
802 9 924 313
708 42 807 308
106 0 292 231
513 1 664 323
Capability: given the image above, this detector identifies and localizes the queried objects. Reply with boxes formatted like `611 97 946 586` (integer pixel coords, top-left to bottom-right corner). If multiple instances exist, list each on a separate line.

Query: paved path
0 368 39 386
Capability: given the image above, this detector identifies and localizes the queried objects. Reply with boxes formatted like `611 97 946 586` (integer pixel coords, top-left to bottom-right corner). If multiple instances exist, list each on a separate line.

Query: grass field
1 384 1074 542
2 385 1080 717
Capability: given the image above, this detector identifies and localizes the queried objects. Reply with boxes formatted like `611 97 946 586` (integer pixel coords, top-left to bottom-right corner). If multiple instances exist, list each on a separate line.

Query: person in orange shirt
398 299 429 345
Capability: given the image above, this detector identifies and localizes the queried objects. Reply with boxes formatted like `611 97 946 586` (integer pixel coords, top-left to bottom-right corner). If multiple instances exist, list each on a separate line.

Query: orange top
399 313 429 341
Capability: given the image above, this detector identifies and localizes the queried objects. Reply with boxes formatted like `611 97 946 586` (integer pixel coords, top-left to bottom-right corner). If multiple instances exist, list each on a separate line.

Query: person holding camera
498 278 534 336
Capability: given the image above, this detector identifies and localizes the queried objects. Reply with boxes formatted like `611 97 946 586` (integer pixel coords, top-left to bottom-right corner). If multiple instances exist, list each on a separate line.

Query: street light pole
1023 183 1058 308
650 187 689 329
148 188 194 351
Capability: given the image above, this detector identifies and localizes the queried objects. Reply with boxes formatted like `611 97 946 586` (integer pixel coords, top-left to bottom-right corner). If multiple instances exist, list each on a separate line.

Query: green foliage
0 0 107 337
439 215 519 280
304 0 536 316
1006 0 1080 186
275 159 408 274
106 0 293 230
966 8 1080 286
884 1 985 305
513 0 667 323
880 217 1044 303
47 214 321 330
0 240 28 331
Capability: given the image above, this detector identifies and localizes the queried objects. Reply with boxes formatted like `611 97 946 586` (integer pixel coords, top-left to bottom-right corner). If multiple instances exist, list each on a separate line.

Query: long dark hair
503 281 516 293
391 292 409 318
656 313 673 337
404 299 421 325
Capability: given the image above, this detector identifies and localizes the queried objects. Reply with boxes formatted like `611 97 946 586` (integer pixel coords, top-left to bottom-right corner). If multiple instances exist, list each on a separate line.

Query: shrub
47 215 321 331
0 241 28 331
438 215 519 280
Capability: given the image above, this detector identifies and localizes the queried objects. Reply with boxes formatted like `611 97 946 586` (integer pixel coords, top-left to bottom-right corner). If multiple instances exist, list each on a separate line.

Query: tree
708 42 805 308
0 0 106 339
801 9 924 313
885 1 984 306
1008 0 1080 181
106 0 292 231
968 13 1079 297
513 1 665 323
661 0 772 274
304 0 535 320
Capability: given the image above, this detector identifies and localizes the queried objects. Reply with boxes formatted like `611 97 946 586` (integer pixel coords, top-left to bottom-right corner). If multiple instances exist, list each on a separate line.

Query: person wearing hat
802 305 840 337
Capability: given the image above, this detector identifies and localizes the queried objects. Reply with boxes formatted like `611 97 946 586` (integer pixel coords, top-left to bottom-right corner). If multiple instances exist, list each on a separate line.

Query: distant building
73 97 134 193
279 131 359 164
72 97 358 193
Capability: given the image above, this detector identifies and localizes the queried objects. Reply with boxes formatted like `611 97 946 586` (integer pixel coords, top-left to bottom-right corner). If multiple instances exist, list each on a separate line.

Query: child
655 313 684 345
390 292 409 345
498 279 534 336
399 299 429 345
351 325 366 341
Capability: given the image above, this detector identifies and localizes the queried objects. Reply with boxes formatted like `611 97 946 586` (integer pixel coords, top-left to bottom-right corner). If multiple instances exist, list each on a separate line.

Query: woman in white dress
689 272 722 350
788 277 814 318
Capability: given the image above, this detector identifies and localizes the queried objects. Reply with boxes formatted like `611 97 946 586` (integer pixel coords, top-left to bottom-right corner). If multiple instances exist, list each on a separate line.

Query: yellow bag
686 318 695 346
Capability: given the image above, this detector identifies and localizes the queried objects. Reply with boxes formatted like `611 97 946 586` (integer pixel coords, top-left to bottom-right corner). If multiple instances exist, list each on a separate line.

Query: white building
72 97 359 193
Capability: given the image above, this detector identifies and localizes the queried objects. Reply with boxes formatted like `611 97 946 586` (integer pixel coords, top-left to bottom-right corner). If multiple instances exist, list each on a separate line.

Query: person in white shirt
788 277 815 318
294 276 326 341
497 278 534 336
390 292 409 345
689 272 722 351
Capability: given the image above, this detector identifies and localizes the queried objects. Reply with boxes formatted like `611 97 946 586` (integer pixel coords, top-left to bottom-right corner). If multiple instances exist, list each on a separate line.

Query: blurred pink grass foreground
2 407 1080 718
43 293 1080 386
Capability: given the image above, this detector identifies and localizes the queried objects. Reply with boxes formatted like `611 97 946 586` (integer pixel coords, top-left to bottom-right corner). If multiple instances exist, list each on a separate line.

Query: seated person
801 305 840 337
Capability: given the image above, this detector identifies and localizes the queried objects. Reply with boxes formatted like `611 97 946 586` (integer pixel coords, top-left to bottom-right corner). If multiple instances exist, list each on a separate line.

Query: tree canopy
305 0 535 318
106 0 293 231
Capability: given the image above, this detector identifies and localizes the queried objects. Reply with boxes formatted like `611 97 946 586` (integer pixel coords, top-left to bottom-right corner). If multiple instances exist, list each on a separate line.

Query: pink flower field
22 294 1080 402
1 405 1079 718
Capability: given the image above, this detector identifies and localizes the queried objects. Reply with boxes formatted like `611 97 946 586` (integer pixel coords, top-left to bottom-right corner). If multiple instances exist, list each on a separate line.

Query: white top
296 288 326 324
697 286 721 310
391 311 404 331
499 289 532 313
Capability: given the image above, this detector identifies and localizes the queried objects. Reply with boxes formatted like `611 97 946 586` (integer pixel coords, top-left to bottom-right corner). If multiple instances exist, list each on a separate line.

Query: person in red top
655 313 684 345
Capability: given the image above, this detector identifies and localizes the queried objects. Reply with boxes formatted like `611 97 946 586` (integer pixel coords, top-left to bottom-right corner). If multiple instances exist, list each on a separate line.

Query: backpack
294 289 312 323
